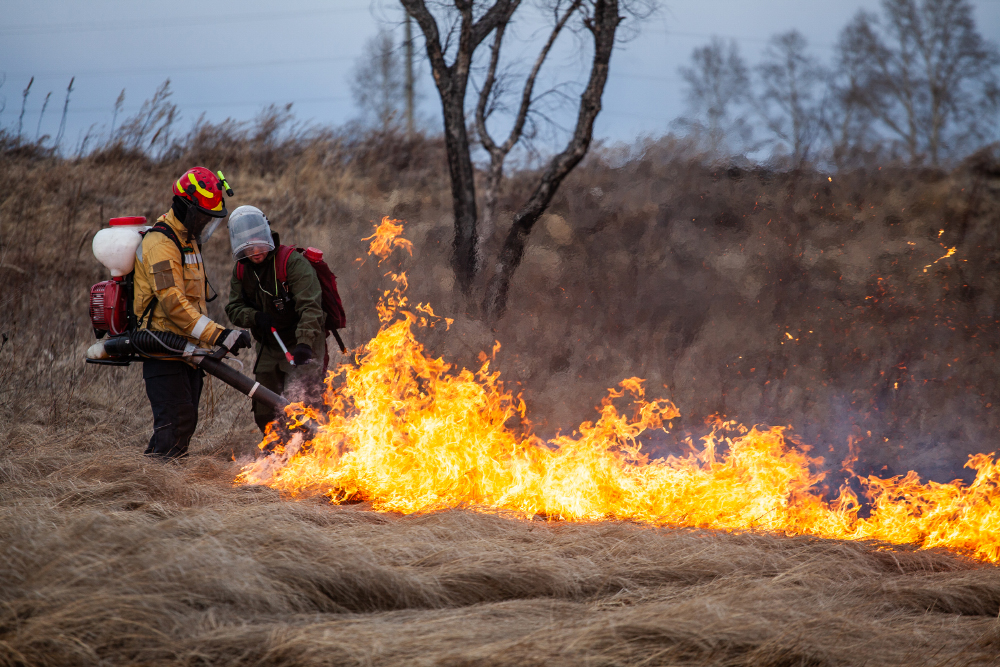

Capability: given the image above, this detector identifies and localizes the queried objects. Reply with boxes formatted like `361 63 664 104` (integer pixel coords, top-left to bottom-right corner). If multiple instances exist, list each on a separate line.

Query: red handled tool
271 327 295 366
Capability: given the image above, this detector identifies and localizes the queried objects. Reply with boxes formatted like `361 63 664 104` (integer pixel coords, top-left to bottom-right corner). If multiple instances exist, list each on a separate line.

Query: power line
35 94 351 116
0 5 372 37
13 60 681 84
615 72 684 84
5 55 355 79
646 28 838 50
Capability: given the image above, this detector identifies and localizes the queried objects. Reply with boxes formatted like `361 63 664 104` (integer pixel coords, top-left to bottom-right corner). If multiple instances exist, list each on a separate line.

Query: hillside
2 127 1000 665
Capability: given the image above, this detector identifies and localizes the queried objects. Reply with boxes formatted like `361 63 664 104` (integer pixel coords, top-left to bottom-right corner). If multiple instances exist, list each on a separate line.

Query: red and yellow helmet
172 166 228 218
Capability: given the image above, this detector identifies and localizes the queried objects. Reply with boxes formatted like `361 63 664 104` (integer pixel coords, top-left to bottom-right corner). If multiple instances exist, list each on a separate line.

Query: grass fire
243 218 1000 565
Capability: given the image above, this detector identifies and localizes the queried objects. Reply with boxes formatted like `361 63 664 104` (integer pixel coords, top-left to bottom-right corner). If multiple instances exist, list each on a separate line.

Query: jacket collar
157 208 196 247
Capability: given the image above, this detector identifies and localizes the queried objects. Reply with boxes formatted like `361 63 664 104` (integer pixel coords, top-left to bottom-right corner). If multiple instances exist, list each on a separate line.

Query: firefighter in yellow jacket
133 167 251 459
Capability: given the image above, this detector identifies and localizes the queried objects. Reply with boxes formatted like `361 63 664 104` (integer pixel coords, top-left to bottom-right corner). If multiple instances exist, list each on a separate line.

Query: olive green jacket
225 250 325 374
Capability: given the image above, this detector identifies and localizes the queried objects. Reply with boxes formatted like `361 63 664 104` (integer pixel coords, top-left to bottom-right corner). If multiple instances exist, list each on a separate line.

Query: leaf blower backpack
89 217 187 341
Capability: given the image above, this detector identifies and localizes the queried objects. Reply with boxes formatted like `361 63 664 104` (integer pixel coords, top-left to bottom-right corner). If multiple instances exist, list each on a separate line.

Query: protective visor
228 205 275 261
202 218 223 242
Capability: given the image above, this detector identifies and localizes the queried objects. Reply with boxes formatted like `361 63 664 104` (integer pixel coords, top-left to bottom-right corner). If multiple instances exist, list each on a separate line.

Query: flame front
238 218 1000 563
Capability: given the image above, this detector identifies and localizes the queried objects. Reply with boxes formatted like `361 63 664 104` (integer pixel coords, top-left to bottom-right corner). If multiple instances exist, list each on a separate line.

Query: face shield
228 205 275 261
202 217 224 242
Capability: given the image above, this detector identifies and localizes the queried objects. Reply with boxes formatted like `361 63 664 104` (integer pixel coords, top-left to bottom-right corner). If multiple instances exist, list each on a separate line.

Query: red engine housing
90 278 128 336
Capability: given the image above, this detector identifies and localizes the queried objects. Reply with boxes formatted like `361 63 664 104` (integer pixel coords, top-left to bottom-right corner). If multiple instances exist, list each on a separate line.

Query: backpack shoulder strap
133 223 184 331
138 297 157 330
274 245 296 284
147 221 185 256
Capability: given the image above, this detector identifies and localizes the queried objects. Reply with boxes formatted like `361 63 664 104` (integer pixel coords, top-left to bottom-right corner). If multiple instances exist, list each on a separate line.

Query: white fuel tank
92 216 148 277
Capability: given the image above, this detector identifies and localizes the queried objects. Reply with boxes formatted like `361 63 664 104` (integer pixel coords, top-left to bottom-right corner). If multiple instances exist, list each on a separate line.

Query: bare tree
839 0 1000 165
674 37 754 156
475 0 582 246
351 30 408 131
755 30 825 168
405 15 417 135
399 0 517 298
819 23 881 169
401 0 629 320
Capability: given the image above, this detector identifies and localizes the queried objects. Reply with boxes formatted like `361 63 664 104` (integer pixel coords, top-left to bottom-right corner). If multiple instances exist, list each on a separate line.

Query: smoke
430 139 1000 488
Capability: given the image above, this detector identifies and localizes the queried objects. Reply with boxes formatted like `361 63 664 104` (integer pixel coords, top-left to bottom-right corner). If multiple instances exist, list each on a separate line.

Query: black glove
254 310 273 334
217 328 252 356
291 343 314 365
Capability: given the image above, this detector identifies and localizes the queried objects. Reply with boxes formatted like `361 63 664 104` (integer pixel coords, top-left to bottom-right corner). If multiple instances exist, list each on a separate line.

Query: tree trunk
401 0 517 296
482 0 621 322
441 94 479 294
479 157 504 262
405 15 415 137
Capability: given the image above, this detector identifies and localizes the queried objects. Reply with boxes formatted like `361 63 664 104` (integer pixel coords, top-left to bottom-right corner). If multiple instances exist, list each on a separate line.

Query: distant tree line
342 0 999 317
676 0 1000 168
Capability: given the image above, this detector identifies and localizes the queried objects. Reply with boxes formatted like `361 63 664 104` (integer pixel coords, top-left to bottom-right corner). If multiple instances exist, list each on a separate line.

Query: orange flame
238 218 1000 563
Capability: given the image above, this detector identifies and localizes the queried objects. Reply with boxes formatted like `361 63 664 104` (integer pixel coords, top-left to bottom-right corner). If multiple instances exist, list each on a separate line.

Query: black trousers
143 359 204 459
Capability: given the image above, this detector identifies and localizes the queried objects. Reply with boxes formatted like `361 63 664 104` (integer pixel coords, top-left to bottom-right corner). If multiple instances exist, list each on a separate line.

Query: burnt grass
1 127 1000 665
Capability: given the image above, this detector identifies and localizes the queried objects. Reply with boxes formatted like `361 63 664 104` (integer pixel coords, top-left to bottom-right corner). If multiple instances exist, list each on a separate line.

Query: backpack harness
136 221 217 331
236 245 348 352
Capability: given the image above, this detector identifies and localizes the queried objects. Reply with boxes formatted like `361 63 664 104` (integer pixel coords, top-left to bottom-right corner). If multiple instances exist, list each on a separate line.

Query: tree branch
475 2 520 157
501 0 583 154
400 1 449 85
483 0 622 321
477 0 581 159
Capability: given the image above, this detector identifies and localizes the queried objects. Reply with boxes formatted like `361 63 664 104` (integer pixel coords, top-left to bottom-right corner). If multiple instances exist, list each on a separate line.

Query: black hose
98 331 304 436
103 330 191 357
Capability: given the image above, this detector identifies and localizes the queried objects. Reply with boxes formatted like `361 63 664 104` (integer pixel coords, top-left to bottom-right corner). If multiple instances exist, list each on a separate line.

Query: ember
238 218 1000 563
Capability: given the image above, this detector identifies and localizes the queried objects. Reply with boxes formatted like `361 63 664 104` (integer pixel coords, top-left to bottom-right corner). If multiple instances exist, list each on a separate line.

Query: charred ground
1 124 1000 665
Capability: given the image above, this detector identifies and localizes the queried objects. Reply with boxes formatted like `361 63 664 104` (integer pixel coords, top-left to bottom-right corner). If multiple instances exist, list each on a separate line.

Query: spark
923 247 957 273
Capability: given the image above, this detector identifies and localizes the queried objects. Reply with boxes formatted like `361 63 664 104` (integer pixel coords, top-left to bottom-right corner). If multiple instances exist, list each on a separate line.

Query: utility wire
6 55 355 79
0 5 372 37
647 28 838 50
32 95 351 115
16 58 670 82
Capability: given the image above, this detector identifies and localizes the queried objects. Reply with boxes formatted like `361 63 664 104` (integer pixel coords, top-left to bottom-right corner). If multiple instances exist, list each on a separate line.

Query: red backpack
237 245 347 332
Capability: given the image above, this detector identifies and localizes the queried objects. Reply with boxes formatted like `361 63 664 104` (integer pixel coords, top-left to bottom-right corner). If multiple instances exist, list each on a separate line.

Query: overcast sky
2 0 999 153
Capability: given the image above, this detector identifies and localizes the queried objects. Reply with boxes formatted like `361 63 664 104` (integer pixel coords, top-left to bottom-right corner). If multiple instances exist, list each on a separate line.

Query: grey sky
2 0 998 152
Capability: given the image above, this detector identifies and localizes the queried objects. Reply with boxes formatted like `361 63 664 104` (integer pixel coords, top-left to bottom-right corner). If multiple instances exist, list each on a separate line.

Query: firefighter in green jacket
224 205 326 433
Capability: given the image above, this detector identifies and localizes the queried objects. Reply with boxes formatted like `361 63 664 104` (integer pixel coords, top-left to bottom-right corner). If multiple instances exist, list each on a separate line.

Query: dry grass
5 437 1000 667
2 124 1000 665
3 433 1000 667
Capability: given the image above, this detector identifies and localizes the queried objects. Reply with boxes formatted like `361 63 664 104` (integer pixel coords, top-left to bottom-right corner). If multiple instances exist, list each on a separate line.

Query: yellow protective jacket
132 209 226 347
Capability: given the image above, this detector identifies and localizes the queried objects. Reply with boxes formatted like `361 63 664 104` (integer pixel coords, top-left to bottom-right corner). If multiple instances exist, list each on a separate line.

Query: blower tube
88 332 289 415
196 355 289 414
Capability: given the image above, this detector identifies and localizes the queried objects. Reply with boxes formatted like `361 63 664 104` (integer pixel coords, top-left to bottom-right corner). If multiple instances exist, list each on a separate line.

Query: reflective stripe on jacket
132 209 225 346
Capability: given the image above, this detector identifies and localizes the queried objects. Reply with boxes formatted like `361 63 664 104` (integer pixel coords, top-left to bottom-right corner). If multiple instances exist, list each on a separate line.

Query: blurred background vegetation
1 0 999 486
1 108 998 485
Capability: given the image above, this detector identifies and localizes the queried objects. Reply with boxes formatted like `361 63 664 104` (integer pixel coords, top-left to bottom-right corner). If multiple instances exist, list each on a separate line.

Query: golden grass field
2 126 1000 665
4 428 1000 666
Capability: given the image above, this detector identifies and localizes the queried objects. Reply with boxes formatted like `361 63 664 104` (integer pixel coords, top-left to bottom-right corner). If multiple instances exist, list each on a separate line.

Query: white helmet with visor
228 205 275 261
